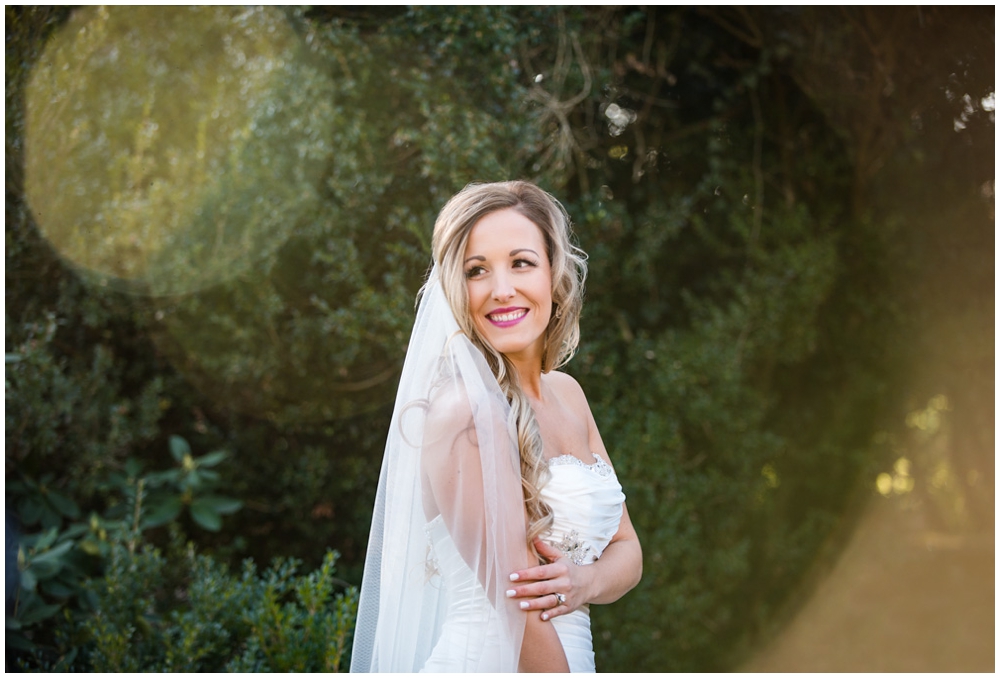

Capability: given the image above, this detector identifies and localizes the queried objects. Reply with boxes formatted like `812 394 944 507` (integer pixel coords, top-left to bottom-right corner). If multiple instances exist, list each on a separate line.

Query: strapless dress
419 452 625 672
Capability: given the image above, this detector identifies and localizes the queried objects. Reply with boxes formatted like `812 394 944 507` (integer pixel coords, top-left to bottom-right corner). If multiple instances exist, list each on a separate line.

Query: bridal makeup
464 208 553 366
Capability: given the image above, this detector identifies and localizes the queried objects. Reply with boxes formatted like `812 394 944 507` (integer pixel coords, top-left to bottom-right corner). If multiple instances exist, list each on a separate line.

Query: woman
351 181 641 672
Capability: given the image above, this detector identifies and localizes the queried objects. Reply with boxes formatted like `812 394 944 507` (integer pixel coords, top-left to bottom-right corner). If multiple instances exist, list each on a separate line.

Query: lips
486 307 528 327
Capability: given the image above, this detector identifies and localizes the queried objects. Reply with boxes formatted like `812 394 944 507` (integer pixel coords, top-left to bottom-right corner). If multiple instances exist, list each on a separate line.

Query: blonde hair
429 181 588 556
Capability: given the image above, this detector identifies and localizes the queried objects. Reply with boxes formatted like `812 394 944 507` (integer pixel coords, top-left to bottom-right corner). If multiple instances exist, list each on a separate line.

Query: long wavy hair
428 180 588 556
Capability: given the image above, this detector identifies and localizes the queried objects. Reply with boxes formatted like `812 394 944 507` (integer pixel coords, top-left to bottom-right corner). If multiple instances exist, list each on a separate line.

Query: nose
491 272 515 302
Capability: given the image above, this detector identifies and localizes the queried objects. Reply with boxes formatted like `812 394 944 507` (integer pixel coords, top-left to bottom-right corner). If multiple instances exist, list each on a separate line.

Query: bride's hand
507 538 594 621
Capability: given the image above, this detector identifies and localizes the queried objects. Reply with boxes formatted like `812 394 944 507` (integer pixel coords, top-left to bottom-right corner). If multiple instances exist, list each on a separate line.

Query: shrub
9 443 355 672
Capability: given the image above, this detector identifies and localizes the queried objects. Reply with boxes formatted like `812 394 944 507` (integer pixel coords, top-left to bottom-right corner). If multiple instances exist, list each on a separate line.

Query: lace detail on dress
550 529 595 566
548 453 614 478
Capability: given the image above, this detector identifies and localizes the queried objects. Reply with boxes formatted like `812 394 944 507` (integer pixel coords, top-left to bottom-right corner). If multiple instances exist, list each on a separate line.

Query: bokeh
6 6 993 672
25 6 332 297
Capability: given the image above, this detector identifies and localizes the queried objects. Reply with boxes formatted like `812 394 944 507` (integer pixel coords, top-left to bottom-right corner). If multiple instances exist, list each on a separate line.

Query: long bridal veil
351 267 527 672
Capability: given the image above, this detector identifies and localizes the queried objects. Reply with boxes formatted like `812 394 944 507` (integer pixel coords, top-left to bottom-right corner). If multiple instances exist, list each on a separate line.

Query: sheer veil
351 266 528 672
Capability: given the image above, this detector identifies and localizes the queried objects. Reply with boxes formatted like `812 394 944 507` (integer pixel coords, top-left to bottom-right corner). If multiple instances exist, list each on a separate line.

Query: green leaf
18 601 63 625
60 523 90 540
190 500 222 531
30 539 74 566
46 490 81 519
41 578 78 598
144 469 181 487
19 567 37 591
19 496 44 525
196 450 229 468
33 527 59 551
53 647 79 672
196 495 243 515
142 496 183 528
170 435 191 462
124 458 143 477
183 472 203 490
79 538 104 556
39 504 62 530
106 471 129 489
27 560 60 581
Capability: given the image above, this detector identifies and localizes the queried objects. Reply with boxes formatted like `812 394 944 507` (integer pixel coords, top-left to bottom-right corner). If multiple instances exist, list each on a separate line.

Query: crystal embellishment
550 529 595 566
548 453 614 478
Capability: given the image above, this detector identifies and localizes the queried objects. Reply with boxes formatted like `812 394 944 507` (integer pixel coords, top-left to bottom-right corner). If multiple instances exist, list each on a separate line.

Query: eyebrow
463 248 540 265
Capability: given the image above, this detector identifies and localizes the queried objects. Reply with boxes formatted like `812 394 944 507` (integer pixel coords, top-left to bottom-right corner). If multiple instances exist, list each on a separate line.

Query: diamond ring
555 592 566 606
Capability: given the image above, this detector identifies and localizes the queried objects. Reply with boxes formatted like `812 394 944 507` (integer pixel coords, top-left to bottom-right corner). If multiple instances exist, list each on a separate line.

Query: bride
351 181 642 672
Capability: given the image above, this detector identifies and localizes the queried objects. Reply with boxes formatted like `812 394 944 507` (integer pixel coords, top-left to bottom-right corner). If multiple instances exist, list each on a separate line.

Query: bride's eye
512 258 537 269
465 265 486 279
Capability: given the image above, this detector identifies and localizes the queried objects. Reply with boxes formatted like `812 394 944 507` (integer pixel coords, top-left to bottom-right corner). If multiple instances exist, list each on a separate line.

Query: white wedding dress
420 452 625 673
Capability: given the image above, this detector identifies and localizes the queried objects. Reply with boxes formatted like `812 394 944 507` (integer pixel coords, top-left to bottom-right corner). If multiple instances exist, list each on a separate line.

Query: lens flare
25 6 333 296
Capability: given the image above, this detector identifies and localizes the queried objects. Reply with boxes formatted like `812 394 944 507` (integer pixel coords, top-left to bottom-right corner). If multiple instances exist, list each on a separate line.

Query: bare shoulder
546 370 615 463
421 381 480 465
424 380 473 428
545 370 593 414
545 369 585 398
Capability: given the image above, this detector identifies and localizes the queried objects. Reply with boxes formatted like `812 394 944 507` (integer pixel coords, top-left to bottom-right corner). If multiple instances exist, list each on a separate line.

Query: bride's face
463 208 553 365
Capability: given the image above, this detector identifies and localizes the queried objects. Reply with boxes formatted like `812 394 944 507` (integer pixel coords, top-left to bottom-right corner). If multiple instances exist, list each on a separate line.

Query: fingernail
519 601 529 610
509 573 519 581
541 613 549 621
506 589 516 598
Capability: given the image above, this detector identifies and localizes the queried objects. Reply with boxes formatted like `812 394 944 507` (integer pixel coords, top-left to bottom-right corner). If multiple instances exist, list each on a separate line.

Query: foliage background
6 6 993 672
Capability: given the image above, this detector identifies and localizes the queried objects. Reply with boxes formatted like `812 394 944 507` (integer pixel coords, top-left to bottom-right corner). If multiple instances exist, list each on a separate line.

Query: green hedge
6 6 992 671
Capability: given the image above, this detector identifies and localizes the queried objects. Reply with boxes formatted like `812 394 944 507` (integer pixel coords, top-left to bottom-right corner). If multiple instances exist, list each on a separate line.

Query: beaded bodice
541 453 625 566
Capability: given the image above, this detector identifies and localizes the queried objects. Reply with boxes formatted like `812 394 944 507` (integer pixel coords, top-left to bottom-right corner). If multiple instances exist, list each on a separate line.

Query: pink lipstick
486 307 528 328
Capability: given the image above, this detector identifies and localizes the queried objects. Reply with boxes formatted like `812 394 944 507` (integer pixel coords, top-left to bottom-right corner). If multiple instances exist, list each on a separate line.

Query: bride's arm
518 503 570 671
423 387 569 670
517 488 642 618
507 374 643 617
532 504 641 611
555 388 642 606
520 610 571 671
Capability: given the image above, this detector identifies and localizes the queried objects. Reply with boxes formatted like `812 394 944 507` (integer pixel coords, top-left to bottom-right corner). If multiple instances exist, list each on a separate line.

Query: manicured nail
506 589 516 598
519 601 529 610
509 573 519 581
541 613 549 621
